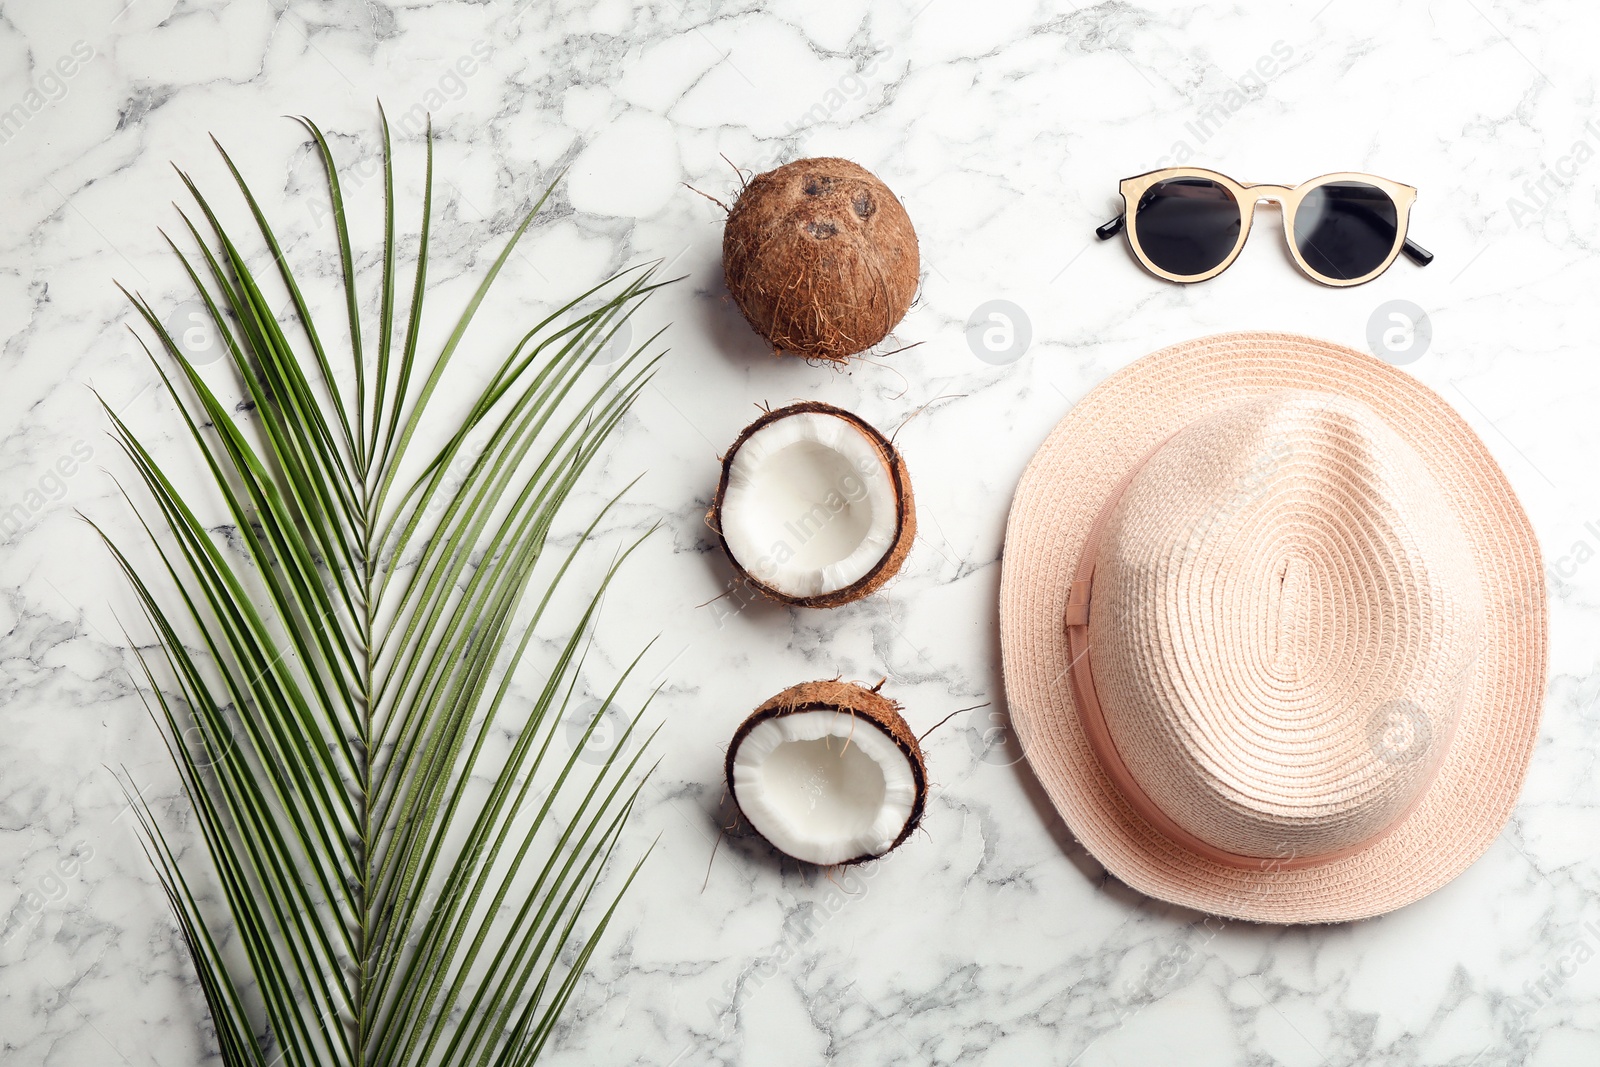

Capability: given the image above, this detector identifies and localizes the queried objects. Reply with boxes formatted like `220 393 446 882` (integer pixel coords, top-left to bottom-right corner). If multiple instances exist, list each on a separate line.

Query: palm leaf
96 111 673 1067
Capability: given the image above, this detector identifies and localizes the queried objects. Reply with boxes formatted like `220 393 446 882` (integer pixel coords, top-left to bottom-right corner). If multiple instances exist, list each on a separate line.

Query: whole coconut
722 157 919 362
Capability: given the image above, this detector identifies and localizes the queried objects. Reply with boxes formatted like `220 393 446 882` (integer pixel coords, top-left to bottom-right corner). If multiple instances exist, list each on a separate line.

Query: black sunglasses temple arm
1096 214 1126 241
1341 200 1435 266
1401 237 1434 267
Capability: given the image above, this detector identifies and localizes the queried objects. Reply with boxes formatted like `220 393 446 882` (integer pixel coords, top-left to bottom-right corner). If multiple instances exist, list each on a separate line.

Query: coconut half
709 402 915 607
727 680 928 866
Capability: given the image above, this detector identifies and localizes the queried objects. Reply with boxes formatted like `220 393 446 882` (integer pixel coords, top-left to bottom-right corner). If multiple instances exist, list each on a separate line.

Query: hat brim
1000 332 1547 923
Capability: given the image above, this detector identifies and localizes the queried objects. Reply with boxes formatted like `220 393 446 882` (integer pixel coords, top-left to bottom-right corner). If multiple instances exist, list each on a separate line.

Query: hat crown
1088 391 1484 863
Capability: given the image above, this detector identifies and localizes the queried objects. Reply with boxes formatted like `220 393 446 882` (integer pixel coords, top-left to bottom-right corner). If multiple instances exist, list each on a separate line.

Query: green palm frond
94 108 672 1067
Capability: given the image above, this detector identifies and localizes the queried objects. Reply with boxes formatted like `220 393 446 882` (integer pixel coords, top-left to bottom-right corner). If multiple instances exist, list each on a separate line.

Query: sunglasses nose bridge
1243 184 1295 206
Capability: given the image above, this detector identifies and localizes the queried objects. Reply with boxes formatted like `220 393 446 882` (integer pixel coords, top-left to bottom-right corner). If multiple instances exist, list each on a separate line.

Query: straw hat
1000 332 1547 923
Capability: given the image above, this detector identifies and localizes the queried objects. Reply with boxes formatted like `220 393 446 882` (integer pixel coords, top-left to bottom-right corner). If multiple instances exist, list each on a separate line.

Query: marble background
2 0 1598 1064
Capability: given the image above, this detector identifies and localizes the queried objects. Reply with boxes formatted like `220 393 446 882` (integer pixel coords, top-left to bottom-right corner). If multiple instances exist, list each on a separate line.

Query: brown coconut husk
706 401 915 608
725 679 928 866
722 157 919 362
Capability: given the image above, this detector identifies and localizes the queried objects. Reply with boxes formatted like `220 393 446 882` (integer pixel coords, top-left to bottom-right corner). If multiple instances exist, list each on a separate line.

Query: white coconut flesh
719 412 898 599
730 709 918 865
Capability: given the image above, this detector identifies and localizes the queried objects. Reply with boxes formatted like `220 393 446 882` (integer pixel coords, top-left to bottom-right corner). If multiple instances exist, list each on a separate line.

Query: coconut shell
722 157 919 362
725 679 928 866
706 401 915 608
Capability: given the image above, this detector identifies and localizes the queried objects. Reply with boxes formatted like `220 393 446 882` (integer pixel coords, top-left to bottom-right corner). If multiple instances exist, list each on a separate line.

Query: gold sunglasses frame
1098 167 1432 287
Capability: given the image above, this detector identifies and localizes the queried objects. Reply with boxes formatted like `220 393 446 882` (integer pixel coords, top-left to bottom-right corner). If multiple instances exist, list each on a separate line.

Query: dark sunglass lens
1292 182 1400 281
1133 178 1242 277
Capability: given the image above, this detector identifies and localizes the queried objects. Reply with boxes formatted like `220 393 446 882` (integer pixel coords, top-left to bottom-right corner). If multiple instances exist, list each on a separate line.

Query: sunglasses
1096 168 1434 287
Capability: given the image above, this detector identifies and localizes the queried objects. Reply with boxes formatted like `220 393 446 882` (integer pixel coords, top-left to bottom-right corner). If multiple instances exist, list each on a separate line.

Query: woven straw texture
999 333 1547 923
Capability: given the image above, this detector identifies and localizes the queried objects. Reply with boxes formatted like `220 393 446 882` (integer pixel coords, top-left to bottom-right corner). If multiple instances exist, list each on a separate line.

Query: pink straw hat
1000 332 1548 923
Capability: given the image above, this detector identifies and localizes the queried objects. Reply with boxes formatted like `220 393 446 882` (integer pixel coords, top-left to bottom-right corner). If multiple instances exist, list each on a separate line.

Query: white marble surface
2 0 1599 1064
